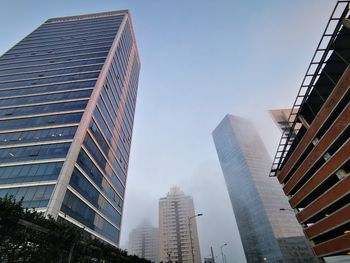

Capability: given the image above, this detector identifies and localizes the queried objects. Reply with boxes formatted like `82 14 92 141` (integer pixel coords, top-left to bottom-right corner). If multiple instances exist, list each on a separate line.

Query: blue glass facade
0 10 140 247
212 115 319 263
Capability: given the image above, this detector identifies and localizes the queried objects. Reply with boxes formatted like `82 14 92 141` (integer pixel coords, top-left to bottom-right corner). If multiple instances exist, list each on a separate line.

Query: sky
0 1 337 262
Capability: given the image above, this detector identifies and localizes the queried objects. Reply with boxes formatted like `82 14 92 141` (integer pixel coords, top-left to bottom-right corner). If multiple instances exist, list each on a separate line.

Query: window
76 149 123 206
61 189 120 243
0 184 54 208
69 168 121 226
0 143 71 163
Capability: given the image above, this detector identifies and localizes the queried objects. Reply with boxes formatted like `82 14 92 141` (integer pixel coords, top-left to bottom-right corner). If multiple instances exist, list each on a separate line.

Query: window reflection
0 184 54 208
77 149 124 201
0 80 96 97
61 190 120 244
0 162 63 184
69 168 121 226
83 133 125 190
0 113 83 131
0 143 71 163
0 100 88 118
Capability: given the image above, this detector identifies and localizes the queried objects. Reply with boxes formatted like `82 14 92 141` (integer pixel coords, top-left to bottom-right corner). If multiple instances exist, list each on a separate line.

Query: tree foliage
0 195 152 263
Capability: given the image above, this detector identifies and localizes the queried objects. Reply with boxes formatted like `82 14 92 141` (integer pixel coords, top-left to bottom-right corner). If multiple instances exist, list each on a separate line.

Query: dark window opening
312 222 350 245
305 193 350 224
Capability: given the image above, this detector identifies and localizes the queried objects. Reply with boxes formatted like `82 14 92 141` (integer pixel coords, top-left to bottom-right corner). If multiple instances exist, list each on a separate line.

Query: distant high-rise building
0 10 140 247
270 1 350 261
159 187 201 263
128 221 159 263
212 114 319 263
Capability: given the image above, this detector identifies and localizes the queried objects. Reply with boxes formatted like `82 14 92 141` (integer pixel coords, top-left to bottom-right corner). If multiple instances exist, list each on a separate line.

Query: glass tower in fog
128 221 160 263
212 115 319 263
0 10 140 246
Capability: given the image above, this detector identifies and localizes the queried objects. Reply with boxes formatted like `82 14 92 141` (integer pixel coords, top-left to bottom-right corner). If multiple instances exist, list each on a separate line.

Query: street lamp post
220 243 227 263
188 213 203 263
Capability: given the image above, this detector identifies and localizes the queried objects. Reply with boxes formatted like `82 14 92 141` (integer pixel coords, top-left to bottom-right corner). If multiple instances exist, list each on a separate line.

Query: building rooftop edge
212 113 252 135
45 10 129 23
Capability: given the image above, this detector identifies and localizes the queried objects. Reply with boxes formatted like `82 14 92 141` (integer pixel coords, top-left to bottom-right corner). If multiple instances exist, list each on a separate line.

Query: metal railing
270 1 350 176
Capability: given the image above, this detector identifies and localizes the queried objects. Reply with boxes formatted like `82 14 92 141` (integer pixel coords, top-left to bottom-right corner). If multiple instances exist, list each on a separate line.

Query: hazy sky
0 1 336 262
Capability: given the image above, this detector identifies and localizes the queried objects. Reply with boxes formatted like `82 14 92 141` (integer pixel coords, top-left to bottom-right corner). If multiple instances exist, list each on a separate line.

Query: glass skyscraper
212 115 319 263
128 221 160 263
0 10 140 247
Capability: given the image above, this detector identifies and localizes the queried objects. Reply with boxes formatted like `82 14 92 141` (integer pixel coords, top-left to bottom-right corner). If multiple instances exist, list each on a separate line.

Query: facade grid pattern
0 10 140 247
